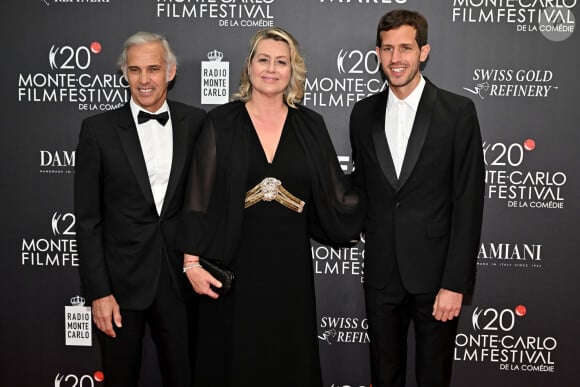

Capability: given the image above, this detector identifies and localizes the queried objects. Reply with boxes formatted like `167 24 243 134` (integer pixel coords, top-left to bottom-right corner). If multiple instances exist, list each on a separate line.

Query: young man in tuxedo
349 10 485 387
75 32 205 386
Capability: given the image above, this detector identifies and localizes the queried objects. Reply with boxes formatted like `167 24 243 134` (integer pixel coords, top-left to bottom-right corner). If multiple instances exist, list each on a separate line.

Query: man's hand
432 288 463 322
92 295 122 337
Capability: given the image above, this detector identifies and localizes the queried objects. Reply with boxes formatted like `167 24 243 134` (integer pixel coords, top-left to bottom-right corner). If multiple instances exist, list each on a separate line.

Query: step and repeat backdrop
1 1 579 386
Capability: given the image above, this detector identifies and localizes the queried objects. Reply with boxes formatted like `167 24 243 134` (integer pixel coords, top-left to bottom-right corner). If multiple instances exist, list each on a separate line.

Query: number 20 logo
51 212 76 236
472 307 519 332
337 49 380 75
55 373 97 387
48 42 101 70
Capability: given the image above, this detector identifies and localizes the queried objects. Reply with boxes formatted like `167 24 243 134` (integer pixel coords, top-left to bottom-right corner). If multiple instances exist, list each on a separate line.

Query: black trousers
97 260 195 387
364 273 458 387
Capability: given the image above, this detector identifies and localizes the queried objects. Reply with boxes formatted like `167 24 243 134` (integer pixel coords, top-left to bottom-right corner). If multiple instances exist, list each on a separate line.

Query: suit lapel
397 80 438 190
116 104 157 212
160 101 188 216
371 91 399 190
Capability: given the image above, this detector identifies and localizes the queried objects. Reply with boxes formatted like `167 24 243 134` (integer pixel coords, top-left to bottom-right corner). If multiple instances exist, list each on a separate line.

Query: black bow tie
137 110 169 126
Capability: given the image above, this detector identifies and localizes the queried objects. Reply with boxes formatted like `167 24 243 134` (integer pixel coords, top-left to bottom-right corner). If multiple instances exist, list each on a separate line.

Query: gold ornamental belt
244 177 305 213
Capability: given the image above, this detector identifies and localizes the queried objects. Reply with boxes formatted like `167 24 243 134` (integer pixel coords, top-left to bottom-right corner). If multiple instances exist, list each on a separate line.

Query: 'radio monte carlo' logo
201 50 229 105
65 295 92 346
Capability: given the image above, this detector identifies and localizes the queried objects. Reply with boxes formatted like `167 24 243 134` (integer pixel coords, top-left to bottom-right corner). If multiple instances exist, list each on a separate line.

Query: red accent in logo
90 42 102 54
523 139 536 151
94 371 104 382
515 305 527 317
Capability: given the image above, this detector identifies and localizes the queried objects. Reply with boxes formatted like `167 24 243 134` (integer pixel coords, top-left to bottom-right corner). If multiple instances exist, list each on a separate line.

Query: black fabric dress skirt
193 110 322 387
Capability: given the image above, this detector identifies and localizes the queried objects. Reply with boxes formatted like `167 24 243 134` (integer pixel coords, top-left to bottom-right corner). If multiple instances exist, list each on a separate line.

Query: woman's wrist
183 253 200 265
183 262 203 273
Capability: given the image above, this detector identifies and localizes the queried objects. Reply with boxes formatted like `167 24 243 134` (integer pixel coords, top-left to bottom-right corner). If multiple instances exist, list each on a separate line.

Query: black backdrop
1 1 579 386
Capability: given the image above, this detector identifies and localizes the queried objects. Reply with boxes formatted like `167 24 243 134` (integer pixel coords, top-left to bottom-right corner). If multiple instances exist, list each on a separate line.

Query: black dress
193 109 323 386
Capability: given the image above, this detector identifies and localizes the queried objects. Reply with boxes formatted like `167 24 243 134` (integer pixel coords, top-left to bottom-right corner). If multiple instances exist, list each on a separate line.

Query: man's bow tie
138 110 169 126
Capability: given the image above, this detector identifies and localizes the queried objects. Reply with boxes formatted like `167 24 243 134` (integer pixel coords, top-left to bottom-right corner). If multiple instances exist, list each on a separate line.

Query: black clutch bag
199 257 235 296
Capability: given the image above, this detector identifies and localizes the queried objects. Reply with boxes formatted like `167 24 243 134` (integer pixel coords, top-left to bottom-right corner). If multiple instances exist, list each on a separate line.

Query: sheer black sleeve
177 118 218 255
294 108 366 246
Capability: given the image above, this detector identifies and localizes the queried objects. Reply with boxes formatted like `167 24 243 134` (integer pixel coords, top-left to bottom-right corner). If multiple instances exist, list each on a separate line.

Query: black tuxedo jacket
74 101 206 310
350 79 484 295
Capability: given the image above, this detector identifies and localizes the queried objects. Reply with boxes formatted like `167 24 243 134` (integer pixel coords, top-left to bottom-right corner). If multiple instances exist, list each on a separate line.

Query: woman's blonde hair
234 27 306 108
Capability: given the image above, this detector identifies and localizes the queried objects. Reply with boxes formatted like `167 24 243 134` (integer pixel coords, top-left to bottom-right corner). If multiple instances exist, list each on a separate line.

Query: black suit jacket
350 79 484 295
75 101 206 310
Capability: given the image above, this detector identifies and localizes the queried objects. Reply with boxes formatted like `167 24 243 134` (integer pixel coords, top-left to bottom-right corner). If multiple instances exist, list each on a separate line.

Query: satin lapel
160 101 188 216
371 91 399 191
116 104 157 212
397 81 438 191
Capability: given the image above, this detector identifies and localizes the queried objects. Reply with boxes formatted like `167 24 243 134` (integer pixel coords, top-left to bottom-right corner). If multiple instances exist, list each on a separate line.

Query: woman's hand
183 254 223 299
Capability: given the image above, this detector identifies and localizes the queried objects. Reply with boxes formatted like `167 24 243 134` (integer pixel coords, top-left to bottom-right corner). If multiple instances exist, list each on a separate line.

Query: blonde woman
178 27 364 386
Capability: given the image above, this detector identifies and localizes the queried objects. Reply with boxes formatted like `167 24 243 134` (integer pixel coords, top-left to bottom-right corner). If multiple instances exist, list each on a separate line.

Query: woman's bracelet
183 262 203 273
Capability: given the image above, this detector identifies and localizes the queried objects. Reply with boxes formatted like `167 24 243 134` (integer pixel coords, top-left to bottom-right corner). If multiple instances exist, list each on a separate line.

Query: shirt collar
387 75 426 112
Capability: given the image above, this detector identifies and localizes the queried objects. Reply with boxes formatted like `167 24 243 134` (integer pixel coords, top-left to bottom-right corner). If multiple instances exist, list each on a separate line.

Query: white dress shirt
130 98 173 215
384 75 426 178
